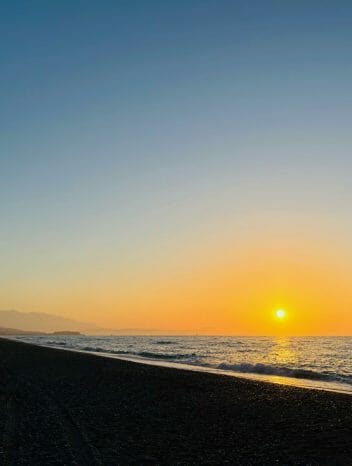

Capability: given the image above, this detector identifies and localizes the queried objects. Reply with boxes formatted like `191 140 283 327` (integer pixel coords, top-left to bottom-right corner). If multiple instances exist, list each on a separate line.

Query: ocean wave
154 340 174 345
80 347 131 355
48 341 67 346
216 362 339 382
81 346 105 352
137 351 197 360
77 347 196 360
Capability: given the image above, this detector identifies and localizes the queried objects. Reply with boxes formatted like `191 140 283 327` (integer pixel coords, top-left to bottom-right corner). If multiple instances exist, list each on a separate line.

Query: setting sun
276 309 286 319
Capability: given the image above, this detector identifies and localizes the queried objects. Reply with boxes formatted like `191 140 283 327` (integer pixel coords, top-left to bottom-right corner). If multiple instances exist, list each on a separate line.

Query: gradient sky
1 1 352 334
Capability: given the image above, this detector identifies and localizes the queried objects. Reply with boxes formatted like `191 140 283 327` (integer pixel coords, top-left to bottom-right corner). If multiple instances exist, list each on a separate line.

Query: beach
1 338 352 465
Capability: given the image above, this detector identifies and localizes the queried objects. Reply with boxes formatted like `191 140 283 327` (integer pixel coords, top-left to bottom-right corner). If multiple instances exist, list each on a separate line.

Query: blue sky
1 1 352 326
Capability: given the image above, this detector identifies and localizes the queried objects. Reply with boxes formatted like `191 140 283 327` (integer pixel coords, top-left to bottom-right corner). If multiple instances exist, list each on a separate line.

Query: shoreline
7 336 352 396
1 337 352 464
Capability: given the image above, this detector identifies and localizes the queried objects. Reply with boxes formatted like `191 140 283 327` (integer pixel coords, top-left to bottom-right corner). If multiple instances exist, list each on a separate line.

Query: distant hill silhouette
0 326 41 335
0 310 159 335
0 310 104 334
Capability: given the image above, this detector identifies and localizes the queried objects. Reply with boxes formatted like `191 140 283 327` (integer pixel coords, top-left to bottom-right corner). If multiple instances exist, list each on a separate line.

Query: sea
10 335 352 394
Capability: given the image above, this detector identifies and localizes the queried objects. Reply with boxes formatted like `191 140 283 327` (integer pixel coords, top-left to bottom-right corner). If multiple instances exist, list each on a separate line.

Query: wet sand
1 338 352 465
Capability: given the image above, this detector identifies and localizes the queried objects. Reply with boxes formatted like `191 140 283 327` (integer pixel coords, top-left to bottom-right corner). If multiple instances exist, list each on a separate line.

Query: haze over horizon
2 1 352 335
0 309 161 334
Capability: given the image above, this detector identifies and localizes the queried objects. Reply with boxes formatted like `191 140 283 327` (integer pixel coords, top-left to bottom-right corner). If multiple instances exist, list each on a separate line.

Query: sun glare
276 309 285 319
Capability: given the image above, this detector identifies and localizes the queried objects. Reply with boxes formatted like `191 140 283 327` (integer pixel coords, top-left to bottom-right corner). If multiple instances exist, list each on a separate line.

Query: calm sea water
11 335 352 394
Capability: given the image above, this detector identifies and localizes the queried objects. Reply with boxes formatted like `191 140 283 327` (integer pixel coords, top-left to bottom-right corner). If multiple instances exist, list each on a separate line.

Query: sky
1 1 352 334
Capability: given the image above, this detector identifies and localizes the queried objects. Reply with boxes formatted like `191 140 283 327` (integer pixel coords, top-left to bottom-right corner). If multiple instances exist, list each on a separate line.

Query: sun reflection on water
269 337 296 366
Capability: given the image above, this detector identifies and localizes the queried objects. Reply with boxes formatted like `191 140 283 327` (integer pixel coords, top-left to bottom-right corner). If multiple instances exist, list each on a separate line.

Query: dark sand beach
1 338 352 465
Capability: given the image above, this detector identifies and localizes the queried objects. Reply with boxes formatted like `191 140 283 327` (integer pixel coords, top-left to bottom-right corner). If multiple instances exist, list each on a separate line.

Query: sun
276 309 286 319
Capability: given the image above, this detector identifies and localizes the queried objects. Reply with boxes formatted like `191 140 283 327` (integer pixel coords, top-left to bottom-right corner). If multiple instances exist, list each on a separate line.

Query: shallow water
11 335 352 394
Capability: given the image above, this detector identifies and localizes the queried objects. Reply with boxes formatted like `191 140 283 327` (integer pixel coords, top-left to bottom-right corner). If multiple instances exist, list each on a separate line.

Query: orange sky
3 225 352 335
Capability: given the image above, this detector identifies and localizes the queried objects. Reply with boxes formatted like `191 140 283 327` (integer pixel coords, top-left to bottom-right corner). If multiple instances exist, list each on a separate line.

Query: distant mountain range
0 310 159 335
0 310 106 334
0 326 40 335
0 326 81 336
